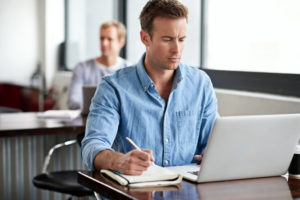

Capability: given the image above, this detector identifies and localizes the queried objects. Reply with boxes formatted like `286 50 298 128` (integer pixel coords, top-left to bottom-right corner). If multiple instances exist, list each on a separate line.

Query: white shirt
68 57 129 110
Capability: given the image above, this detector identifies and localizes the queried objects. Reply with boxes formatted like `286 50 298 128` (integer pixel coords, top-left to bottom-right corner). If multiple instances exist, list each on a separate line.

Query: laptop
167 114 300 183
81 85 97 115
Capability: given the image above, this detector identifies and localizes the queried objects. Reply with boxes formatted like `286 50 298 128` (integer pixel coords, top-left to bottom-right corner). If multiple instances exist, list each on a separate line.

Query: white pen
125 137 155 165
125 137 142 151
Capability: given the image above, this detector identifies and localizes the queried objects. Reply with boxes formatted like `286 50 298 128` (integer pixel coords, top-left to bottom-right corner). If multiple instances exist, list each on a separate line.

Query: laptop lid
82 85 97 115
168 114 300 183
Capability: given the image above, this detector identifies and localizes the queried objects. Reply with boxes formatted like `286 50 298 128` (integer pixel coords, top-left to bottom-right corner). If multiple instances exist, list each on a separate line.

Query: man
68 20 129 110
82 0 218 175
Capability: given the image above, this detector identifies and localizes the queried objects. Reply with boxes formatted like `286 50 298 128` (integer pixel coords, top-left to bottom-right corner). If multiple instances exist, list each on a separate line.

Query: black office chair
32 133 99 200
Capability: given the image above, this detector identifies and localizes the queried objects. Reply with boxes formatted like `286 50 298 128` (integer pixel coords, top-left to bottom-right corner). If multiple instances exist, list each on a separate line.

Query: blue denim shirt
81 54 218 169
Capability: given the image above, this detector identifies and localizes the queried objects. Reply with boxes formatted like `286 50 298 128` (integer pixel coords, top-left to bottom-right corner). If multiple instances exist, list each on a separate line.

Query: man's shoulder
74 58 96 71
180 63 210 81
103 65 137 83
78 58 95 66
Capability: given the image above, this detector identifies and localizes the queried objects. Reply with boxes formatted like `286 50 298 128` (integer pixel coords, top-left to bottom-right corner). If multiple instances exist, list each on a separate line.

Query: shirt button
165 138 169 143
144 86 147 91
164 160 169 165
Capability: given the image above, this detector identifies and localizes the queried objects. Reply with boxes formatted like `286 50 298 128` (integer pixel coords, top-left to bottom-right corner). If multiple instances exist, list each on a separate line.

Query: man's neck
96 55 118 67
144 62 175 101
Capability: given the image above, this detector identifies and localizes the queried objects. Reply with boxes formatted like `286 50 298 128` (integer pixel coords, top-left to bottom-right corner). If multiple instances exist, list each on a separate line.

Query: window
204 0 300 74
202 0 300 97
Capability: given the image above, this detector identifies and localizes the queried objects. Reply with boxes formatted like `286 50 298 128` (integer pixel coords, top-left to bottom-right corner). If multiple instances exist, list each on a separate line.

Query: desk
0 112 86 137
0 112 86 200
78 171 300 200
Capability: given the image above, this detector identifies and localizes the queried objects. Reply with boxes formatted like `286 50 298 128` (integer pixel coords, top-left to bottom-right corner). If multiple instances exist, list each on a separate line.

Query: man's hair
139 0 188 38
100 20 126 40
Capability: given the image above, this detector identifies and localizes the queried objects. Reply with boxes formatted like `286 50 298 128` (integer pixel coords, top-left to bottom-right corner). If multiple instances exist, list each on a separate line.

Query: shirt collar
137 53 184 92
137 53 155 92
172 63 183 90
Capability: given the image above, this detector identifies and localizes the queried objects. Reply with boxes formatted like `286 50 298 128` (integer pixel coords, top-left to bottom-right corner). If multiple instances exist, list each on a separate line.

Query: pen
125 137 142 151
126 137 155 165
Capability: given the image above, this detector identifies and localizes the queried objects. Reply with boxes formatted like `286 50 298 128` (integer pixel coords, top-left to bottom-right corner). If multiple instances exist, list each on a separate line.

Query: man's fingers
122 149 155 175
130 157 151 168
194 154 203 162
142 149 155 162
131 149 152 162
125 156 150 175
128 151 151 167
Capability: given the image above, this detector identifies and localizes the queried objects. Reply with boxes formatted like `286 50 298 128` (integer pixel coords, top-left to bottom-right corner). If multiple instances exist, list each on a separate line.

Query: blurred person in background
68 20 129 110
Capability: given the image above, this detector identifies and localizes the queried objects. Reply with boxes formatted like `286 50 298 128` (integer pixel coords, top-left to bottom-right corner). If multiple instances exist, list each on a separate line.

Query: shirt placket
162 94 172 167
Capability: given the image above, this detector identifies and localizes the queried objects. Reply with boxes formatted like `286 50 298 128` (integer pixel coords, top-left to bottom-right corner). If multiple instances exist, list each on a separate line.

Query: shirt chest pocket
175 110 201 144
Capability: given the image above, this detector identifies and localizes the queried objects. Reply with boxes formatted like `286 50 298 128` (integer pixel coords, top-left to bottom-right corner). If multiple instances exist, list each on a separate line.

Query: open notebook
101 164 182 188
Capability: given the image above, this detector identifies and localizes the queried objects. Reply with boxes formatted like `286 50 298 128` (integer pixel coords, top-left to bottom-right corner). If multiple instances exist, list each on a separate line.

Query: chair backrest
32 133 95 198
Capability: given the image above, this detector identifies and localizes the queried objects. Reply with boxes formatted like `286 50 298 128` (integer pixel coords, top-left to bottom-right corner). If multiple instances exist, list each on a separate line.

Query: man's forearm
93 149 153 175
93 150 123 170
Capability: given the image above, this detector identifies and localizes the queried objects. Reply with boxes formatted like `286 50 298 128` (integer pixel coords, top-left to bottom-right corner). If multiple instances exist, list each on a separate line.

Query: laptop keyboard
188 170 199 176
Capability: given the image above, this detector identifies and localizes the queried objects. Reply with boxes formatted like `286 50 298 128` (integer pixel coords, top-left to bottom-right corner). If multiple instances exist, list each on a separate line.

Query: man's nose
170 40 180 53
102 39 109 46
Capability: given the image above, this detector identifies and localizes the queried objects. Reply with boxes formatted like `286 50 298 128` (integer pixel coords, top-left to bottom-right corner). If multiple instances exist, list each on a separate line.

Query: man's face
143 17 187 71
100 26 124 58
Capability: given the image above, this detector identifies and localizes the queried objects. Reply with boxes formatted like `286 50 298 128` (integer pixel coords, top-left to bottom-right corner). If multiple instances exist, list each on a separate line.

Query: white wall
45 0 65 88
0 0 40 86
0 0 64 88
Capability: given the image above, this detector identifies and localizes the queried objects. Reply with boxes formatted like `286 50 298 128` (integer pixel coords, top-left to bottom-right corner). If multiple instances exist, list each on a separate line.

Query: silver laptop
82 85 97 115
167 114 300 183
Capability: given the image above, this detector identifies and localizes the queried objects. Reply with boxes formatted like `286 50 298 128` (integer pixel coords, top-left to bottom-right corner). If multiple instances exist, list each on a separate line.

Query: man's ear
119 38 125 49
140 30 150 46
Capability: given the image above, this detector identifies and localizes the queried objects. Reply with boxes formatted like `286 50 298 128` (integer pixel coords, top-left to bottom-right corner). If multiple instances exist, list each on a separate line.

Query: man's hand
94 149 154 175
114 149 154 175
194 154 203 164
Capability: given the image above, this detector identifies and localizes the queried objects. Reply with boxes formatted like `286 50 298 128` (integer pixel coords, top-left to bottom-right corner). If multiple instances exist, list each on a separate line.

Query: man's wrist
93 150 123 170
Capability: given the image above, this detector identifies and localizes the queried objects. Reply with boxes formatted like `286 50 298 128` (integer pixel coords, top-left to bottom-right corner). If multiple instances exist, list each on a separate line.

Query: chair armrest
42 139 77 173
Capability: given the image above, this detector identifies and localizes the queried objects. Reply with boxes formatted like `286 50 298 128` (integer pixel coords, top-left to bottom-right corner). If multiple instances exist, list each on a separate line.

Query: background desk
0 112 86 200
0 112 85 137
78 171 300 200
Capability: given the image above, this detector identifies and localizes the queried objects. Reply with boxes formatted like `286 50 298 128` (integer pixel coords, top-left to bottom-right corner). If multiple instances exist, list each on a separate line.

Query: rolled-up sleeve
81 79 120 169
